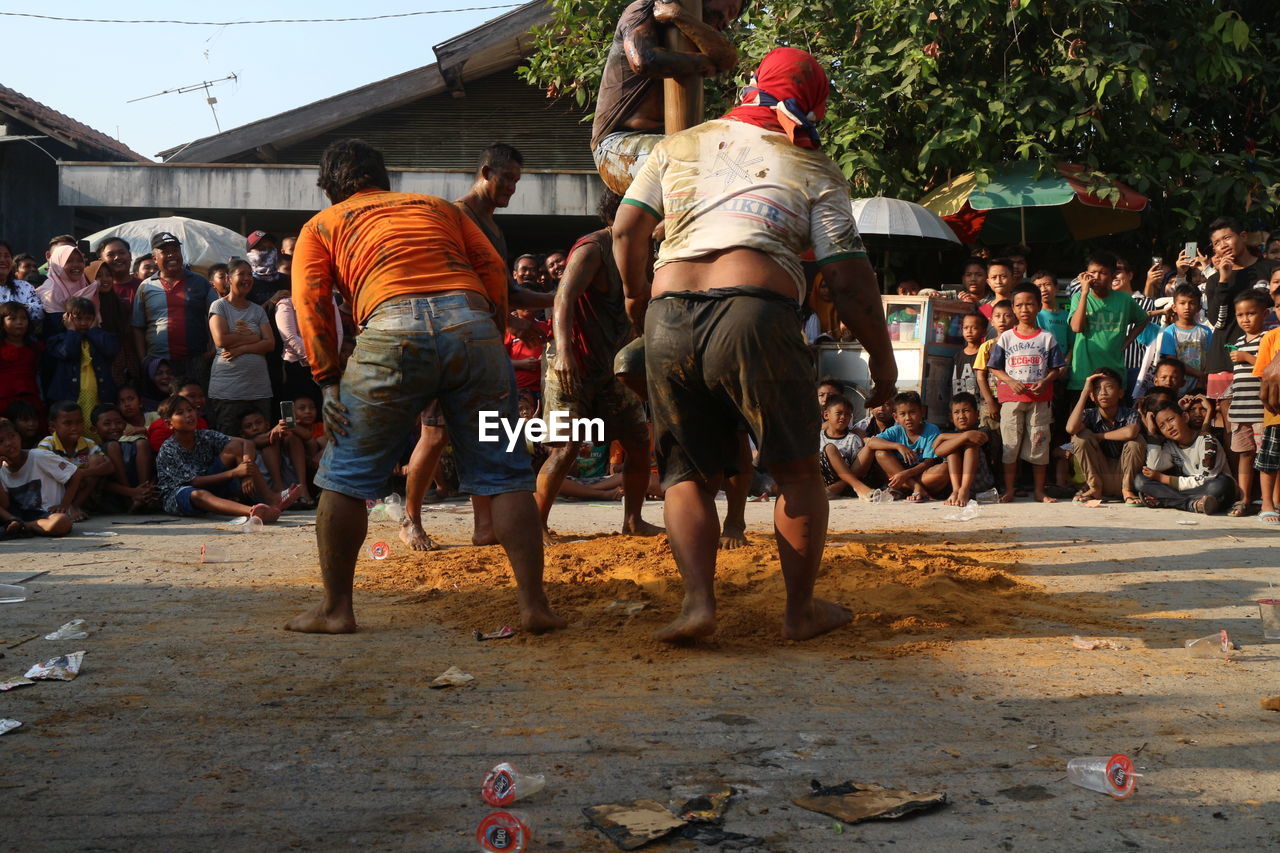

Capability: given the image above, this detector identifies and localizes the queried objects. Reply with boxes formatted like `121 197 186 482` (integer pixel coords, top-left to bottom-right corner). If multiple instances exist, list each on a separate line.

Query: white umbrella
84 216 247 275
849 197 962 251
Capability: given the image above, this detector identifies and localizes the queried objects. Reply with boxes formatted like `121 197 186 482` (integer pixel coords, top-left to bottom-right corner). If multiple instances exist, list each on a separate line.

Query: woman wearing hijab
611 47 896 645
0 240 44 332
36 245 99 340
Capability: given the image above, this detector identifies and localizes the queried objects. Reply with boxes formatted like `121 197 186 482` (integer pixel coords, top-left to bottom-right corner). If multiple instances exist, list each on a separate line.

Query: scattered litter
606 599 648 616
25 650 85 681
476 810 531 852
867 489 895 504
974 488 1000 504
1261 696 1280 711
482 762 545 806
474 625 517 641
0 583 28 603
792 780 948 824
1071 636 1130 651
78 530 117 537
1027 744 1038 750
1176 519 1199 525
0 677 34 692
582 799 687 850
676 824 765 847
44 619 90 641
1257 599 1280 640
1083 499 1103 508
428 665 473 689
0 719 20 736
199 543 231 564
1185 630 1231 658
369 541 389 560
228 516 264 533
942 500 980 522
678 785 733 822
1066 754 1138 799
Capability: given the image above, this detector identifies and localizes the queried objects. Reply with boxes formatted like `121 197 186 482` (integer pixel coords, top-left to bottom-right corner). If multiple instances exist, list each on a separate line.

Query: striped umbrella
918 163 1149 245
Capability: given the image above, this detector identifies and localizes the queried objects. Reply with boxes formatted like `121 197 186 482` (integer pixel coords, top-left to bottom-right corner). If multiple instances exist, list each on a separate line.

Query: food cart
815 295 975 424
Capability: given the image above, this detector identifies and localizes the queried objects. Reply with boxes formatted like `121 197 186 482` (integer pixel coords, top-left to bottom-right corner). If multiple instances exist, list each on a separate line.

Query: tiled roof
0 83 147 162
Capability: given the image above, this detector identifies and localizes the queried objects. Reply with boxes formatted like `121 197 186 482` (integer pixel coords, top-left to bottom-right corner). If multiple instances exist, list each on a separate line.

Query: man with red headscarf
613 47 897 644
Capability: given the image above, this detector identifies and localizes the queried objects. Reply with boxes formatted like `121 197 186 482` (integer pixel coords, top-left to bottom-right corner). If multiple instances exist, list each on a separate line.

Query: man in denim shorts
285 139 564 635
614 49 896 644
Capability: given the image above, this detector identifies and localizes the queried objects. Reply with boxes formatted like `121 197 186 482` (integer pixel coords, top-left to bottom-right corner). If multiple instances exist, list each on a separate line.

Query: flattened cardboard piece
792 780 947 824
583 799 687 850
678 785 734 823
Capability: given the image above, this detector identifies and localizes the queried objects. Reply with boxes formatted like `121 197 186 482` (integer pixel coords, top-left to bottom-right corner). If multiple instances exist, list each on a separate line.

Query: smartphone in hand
280 401 296 429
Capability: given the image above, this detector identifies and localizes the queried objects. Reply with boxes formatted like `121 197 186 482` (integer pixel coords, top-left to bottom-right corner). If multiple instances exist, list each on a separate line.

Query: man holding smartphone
1203 217 1279 390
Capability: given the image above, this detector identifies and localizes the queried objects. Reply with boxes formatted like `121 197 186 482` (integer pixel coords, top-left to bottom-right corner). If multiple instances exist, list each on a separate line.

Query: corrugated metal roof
0 84 147 162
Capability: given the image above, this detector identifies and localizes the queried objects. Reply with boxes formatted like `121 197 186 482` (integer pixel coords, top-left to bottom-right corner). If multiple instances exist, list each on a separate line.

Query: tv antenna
128 73 238 132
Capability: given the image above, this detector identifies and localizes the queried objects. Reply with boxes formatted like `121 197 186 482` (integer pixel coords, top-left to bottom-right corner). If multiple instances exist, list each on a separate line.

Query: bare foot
398 517 439 551
622 518 664 537
718 526 748 550
68 506 89 523
906 490 930 503
520 603 567 634
472 530 499 546
284 603 357 634
944 489 970 507
1034 492 1059 504
997 491 1015 504
782 597 853 641
655 607 718 644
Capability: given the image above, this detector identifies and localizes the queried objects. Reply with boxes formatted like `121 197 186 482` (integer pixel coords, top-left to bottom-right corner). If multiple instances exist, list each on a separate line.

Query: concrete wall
0 131 76 256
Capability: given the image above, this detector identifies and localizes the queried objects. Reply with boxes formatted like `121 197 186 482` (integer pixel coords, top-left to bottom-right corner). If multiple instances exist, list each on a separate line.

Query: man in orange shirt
285 139 563 635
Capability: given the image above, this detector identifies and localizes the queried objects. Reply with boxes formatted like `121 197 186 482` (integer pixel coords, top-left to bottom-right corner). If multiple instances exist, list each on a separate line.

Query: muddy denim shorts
645 287 819 489
593 131 662 196
315 292 533 500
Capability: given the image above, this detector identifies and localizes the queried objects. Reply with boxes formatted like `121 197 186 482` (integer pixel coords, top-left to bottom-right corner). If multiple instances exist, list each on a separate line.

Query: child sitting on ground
284 395 327 476
3 400 43 449
933 392 996 506
1225 291 1268 516
854 401 894 438
868 391 950 501
1138 387 1179 442
819 394 877 499
239 407 314 508
974 300 1015 430
154 394 297 523
1138 403 1233 514
985 282 1066 503
44 296 117 434
37 400 112 521
1067 368 1144 504
1151 356 1189 398
90 403 157 513
147 378 210 451
0 418 75 537
116 384 158 442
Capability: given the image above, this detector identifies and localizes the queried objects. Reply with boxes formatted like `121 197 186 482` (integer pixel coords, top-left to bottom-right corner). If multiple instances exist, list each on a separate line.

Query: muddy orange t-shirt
292 189 508 386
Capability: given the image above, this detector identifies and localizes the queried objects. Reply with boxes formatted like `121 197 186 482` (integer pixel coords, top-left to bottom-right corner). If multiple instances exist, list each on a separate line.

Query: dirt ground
3 495 1280 851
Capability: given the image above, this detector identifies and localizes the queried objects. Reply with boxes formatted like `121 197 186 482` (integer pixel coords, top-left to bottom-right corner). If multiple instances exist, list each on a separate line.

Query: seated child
37 400 112 521
1067 368 1144 504
147 378 210 452
1137 402 1234 513
818 394 876 499
154 394 298 523
816 376 845 409
116 384 159 442
285 395 327 475
853 401 894 439
4 399 43 449
90 403 157 513
933 392 996 506
1137 386 1179 441
239 407 313 507
0 418 75 537
44 296 118 433
1152 356 1189 397
868 391 949 501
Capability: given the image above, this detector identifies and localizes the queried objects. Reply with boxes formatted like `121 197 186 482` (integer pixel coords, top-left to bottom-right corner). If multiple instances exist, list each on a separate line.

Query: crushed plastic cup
241 516 264 533
383 494 405 523
476 810 531 852
200 543 232 564
867 489 895 504
0 719 21 736
1066 753 1138 799
0 583 28 604
482 762 545 807
369 541 390 560
1185 629 1231 658
942 500 981 522
974 488 1000 504
44 619 89 641
1258 600 1280 640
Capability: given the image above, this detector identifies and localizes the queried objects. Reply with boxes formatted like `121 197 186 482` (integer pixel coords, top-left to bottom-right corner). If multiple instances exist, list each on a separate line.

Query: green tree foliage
521 0 1280 237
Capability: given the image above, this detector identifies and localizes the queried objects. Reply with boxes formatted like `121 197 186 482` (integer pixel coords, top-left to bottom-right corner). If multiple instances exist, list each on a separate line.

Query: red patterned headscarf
723 47 830 149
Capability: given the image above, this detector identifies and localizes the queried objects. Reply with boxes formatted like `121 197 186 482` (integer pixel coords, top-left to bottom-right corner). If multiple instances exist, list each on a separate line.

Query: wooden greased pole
663 0 703 134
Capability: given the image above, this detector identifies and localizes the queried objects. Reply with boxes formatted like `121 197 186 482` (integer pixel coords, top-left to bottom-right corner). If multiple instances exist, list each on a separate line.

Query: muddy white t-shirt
622 119 866 302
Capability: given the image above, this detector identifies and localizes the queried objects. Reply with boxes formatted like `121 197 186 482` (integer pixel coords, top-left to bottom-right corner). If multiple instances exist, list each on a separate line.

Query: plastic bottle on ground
482 762 545 806
0 584 27 604
1185 629 1231 658
1066 753 1138 798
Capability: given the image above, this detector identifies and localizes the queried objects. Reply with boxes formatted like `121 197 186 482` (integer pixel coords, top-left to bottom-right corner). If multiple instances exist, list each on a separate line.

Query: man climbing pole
592 0 743 195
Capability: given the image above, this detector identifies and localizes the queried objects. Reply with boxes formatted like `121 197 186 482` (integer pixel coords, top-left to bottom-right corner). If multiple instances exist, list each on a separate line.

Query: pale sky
3 1 519 160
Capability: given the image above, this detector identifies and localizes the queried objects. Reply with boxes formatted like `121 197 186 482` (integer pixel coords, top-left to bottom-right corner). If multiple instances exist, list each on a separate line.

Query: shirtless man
592 0 742 195
399 143 555 551
536 190 660 540
614 48 896 644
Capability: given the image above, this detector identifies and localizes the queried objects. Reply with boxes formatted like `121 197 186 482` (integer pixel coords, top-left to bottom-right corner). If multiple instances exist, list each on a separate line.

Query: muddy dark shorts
645 287 819 489
542 351 649 446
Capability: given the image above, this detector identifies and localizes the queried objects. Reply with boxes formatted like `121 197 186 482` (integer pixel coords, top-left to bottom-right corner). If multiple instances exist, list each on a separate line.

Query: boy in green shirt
1068 251 1149 394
